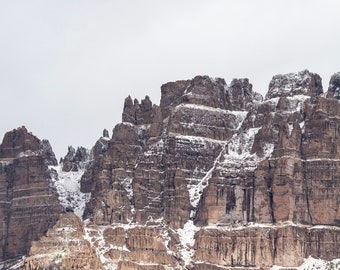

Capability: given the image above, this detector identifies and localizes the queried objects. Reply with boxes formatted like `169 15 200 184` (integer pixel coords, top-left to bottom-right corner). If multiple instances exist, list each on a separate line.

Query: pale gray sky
1 0 339 159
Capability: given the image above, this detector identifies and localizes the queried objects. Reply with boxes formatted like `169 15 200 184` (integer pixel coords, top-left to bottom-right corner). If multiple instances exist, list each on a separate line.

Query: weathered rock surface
79 70 340 269
2 70 340 269
0 126 57 165
327 72 340 99
193 225 340 269
83 223 182 269
0 127 62 265
23 213 103 270
265 69 323 100
61 145 90 172
81 75 255 229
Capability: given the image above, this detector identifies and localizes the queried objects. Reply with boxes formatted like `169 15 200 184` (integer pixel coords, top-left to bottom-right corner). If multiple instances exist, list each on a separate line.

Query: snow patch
176 220 199 266
263 97 280 106
271 256 340 270
227 127 261 160
224 127 274 164
171 134 226 144
300 121 305 134
175 104 248 126
285 95 310 112
120 177 135 216
49 165 91 218
0 159 13 166
17 151 36 158
263 143 275 158
288 123 294 136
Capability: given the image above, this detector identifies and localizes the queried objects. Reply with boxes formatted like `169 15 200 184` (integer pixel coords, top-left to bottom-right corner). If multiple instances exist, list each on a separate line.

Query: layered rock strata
0 127 62 265
23 213 103 270
2 70 340 270
77 70 340 269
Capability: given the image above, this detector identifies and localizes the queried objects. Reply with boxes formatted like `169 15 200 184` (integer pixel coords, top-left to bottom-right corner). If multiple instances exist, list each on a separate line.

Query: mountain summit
1 70 340 269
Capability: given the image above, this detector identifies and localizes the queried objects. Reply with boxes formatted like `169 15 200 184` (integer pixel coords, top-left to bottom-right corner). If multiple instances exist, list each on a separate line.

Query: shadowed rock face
327 72 340 99
0 127 62 263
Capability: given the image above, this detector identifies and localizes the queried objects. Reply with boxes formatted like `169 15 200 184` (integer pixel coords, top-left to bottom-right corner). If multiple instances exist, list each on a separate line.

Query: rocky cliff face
0 127 62 266
49 145 91 218
77 70 340 269
1 70 340 270
23 213 103 270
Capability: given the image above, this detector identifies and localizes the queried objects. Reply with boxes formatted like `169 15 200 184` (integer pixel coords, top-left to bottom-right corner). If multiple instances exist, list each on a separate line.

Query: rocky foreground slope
1 70 340 269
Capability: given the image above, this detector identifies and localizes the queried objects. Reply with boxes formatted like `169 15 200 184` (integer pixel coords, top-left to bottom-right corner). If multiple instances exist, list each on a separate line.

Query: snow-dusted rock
81 71 340 269
2 71 340 269
327 72 340 99
23 213 103 270
266 69 323 100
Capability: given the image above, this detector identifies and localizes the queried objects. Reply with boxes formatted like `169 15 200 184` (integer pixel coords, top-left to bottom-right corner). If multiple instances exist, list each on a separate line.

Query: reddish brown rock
0 127 62 264
0 126 57 165
193 225 340 269
61 145 90 172
327 72 340 99
23 213 103 270
4 71 340 269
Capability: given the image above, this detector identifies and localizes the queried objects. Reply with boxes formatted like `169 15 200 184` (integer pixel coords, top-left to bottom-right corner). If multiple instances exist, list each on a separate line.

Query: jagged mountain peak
2 71 340 269
160 74 285 114
266 69 323 100
60 145 91 172
0 125 57 165
123 75 263 130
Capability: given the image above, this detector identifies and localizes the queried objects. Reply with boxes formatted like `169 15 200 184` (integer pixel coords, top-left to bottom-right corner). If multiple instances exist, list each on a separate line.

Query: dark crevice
2 164 14 261
266 161 276 224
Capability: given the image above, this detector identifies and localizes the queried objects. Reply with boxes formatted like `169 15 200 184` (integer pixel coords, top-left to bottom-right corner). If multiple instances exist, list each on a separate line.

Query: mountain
1 70 340 270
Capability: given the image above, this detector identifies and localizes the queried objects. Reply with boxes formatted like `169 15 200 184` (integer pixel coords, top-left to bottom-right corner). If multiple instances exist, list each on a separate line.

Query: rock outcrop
61 146 90 172
265 69 323 100
0 127 62 266
1 70 340 270
0 126 57 165
22 213 103 270
77 71 340 269
327 72 340 99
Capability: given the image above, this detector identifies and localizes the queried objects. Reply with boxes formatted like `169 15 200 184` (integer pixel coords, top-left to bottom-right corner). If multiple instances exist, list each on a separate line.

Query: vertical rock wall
0 127 62 264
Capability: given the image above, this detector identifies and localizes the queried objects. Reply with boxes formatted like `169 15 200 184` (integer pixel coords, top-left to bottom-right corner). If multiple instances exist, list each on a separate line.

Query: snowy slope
49 165 91 218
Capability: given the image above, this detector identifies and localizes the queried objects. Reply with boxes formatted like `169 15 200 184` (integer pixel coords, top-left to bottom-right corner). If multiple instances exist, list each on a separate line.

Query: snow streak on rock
188 143 226 210
120 177 135 216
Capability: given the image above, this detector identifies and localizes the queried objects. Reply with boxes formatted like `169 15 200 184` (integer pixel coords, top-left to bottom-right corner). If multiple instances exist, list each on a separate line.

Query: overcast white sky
1 0 340 159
